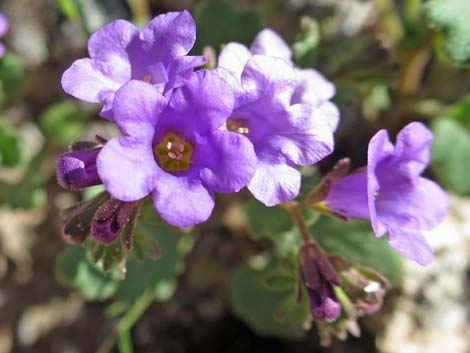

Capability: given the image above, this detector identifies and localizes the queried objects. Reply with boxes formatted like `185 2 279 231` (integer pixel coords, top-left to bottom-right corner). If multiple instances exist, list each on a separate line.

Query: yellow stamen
154 133 193 172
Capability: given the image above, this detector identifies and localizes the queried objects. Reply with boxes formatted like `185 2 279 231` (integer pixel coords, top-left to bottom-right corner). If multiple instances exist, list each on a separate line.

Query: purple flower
57 147 102 190
0 13 9 57
217 54 334 206
324 122 449 265
96 70 257 227
61 11 206 120
218 28 340 131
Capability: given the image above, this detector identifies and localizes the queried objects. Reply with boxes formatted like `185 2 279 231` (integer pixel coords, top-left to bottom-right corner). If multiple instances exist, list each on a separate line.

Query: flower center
154 133 193 172
227 119 249 134
143 75 152 83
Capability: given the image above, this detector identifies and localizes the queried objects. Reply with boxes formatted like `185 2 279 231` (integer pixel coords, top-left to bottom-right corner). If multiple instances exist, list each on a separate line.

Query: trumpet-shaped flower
217 54 334 206
96 70 257 227
218 28 340 131
324 122 449 265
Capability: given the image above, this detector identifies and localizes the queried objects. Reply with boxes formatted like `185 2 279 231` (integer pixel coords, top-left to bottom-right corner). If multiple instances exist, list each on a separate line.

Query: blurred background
0 0 468 352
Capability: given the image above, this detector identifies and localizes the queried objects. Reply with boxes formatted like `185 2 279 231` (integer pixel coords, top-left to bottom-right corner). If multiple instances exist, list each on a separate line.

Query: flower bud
56 148 102 191
329 255 389 315
91 198 138 244
298 243 342 321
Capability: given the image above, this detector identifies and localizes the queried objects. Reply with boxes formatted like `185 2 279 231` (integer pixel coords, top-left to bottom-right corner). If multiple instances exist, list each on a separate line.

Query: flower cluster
58 10 336 229
56 9 450 334
57 10 449 266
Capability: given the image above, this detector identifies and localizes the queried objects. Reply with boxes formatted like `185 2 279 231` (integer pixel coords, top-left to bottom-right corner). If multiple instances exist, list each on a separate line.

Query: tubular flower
217 54 334 206
218 28 340 131
324 122 449 265
96 70 257 227
61 11 206 120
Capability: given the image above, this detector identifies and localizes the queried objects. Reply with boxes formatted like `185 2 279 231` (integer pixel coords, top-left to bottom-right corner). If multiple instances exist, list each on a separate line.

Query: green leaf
245 200 300 256
431 117 470 196
116 221 181 303
310 217 403 283
194 0 262 53
245 199 294 237
56 245 121 301
447 96 470 130
426 0 470 65
0 53 25 102
230 261 307 339
40 100 86 146
0 120 23 167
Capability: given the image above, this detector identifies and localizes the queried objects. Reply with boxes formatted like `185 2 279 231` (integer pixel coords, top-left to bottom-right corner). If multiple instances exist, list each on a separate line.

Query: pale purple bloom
57 148 102 190
218 28 340 131
96 71 257 227
0 13 9 57
217 54 334 206
61 11 206 120
324 122 449 265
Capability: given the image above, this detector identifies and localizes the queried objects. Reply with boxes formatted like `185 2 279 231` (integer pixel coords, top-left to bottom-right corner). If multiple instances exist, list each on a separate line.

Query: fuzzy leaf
431 117 470 196
310 217 403 283
426 0 470 65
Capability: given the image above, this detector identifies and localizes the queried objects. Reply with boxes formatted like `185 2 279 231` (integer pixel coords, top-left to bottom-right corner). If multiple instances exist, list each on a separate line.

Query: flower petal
376 177 449 231
393 122 434 177
292 68 336 105
153 174 214 227
388 227 434 266
318 101 340 132
97 137 157 201
275 104 334 166
0 13 9 38
141 11 197 65
163 70 234 132
165 55 207 92
61 58 125 106
88 19 138 62
112 80 167 138
241 55 297 106
248 155 301 206
198 131 256 193
367 129 394 237
218 42 252 80
250 28 292 62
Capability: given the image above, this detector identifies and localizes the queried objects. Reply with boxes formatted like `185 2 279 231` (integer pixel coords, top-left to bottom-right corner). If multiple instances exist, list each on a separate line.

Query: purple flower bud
91 198 138 244
56 148 102 191
298 243 342 321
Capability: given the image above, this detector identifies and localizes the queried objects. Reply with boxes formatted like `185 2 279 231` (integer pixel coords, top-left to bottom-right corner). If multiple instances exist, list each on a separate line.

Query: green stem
117 288 155 353
285 203 314 245
119 289 155 333
118 330 133 353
